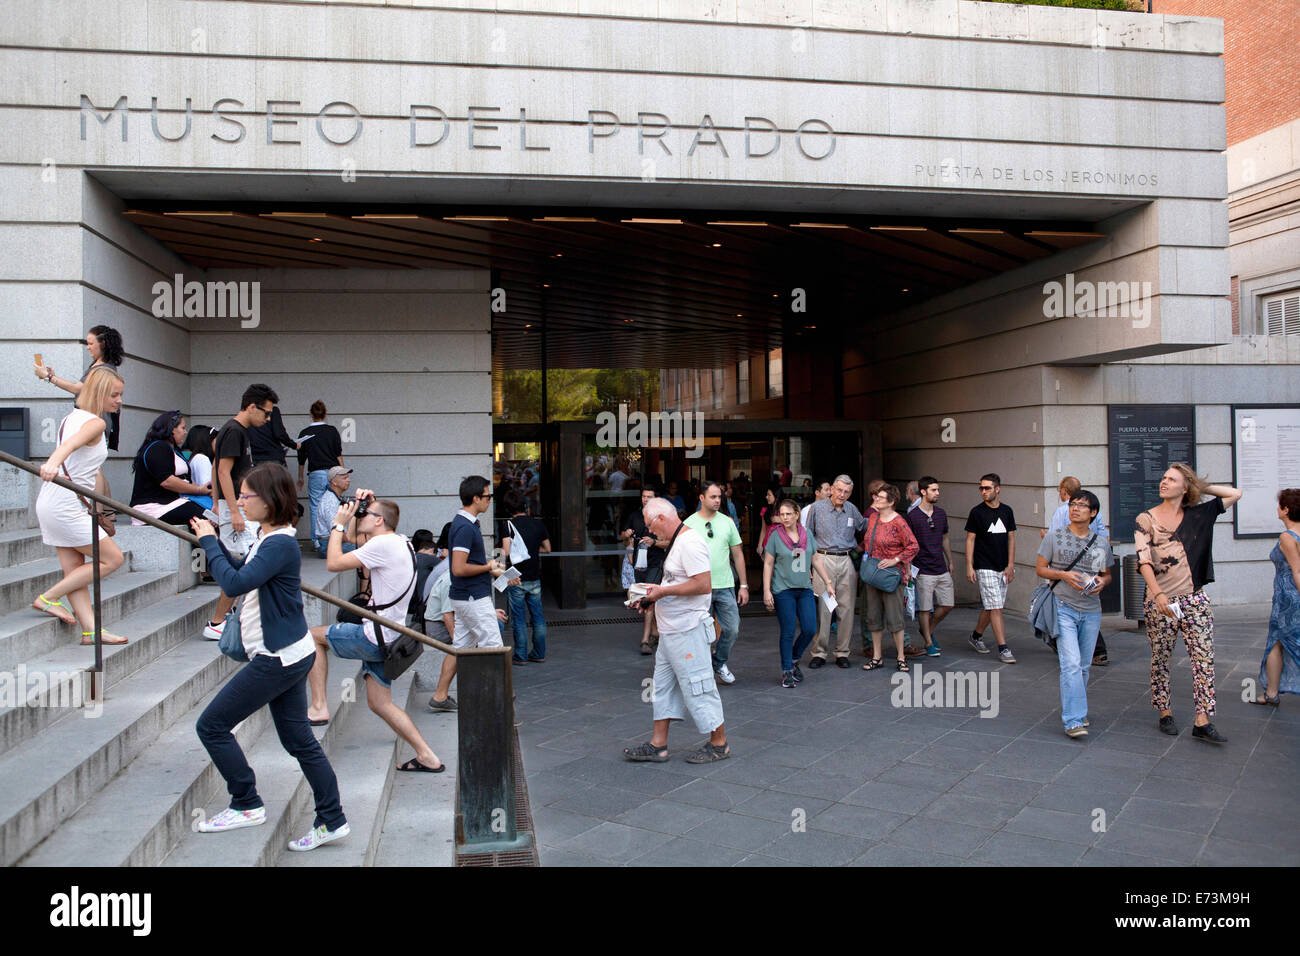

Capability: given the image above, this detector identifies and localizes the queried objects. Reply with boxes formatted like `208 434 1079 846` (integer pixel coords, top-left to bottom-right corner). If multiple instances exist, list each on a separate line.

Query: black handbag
335 542 423 681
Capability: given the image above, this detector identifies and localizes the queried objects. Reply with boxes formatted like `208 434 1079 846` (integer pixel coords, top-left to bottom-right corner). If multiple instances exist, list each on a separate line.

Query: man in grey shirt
805 475 868 668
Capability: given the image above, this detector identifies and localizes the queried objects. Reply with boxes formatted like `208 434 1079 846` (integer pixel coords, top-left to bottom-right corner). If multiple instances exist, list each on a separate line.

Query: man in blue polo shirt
428 475 503 713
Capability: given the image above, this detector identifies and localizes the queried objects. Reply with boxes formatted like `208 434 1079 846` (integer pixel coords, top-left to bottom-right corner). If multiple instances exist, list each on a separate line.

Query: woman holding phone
189 463 350 851
1135 463 1242 743
33 325 125 450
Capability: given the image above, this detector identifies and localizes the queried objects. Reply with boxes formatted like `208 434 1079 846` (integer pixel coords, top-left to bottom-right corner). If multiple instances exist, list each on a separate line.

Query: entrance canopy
122 200 1102 370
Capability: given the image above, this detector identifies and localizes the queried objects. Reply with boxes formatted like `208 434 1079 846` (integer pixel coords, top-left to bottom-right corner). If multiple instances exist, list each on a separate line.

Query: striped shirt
806 498 867 551
905 505 950 576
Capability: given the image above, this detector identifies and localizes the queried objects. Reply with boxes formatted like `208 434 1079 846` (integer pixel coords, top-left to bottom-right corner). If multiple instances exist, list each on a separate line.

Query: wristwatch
738 584 749 589
332 524 347 534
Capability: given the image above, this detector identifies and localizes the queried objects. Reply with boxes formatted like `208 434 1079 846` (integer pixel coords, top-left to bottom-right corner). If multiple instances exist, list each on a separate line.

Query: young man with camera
306 489 445 773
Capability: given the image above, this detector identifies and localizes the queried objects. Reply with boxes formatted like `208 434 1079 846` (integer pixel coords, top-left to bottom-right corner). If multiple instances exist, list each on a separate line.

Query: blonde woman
1135 463 1242 743
32 366 128 644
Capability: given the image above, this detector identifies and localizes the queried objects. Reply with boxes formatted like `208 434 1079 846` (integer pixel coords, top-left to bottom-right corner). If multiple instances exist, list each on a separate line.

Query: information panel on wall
1232 405 1300 538
1107 405 1196 542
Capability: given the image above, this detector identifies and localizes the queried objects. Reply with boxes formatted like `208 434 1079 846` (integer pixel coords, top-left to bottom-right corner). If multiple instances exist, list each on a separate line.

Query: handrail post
89 503 103 699
454 646 530 854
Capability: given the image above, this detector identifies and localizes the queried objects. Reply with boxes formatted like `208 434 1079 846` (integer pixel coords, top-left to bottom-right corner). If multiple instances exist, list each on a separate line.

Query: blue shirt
1049 502 1107 538
449 510 491 601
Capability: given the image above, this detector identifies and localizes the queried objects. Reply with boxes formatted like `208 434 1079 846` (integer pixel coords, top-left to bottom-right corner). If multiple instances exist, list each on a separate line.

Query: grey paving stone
733 853 809 867
548 783 651 819
1147 757 1244 788
848 842 963 866
1116 797 1220 835
885 816 996 858
936 730 1018 753
762 828 874 866
558 821 677 864
808 803 911 841
949 772 1045 806
1052 763 1147 794
525 771 595 808
758 742 833 769
770 768 873 802
1028 784 1130 817
707 755 807 788
537 847 614 867
1094 820 1203 864
1210 807 1300 850
547 755 700 796
879 762 967 792
840 780 938 813
1196 837 1286 867
730 789 833 825
978 739 1082 782
532 807 607 845
806 744 897 777
901 742 991 772
1078 846 1171 867
1002 806 1099 846
1132 774 1231 809
971 831 1087 866
628 836 748 867
613 798 728 836
921 792 1021 829
519 746 586 775
683 811 790 853
661 777 762 811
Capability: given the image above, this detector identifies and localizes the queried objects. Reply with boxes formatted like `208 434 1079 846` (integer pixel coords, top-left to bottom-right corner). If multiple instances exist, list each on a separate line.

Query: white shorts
217 501 258 557
915 572 954 612
976 569 1008 610
652 618 724 734
451 596 503 649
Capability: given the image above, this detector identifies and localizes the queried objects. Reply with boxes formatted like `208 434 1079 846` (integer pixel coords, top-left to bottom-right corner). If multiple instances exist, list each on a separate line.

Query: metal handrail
2 448 525 856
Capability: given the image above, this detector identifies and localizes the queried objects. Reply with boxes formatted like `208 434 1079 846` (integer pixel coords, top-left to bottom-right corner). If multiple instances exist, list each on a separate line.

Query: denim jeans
195 652 347 832
314 539 356 558
307 467 329 524
1056 603 1101 730
774 587 817 672
507 578 547 660
710 586 741 669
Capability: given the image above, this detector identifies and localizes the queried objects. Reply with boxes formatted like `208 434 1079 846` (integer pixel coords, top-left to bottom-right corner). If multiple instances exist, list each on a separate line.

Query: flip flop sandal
640 642 652 655
309 718 330 726
397 757 445 773
81 631 128 645
1251 694 1280 707
862 658 884 671
684 742 730 764
623 741 669 762
34 595 76 625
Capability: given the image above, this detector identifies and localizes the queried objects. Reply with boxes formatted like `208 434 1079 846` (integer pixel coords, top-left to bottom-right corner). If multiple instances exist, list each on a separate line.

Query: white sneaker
287 821 351 852
202 619 225 641
715 664 736 685
197 806 266 832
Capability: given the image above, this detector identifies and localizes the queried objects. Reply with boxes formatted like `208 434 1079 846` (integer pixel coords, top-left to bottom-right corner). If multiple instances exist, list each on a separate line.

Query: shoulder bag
57 417 116 537
218 598 249 662
336 542 423 681
859 512 902 593
1028 532 1098 643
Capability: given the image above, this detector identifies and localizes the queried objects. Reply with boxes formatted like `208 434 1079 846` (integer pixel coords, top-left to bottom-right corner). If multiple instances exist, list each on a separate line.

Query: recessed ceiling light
309 237 323 242
621 218 684 225
710 243 722 248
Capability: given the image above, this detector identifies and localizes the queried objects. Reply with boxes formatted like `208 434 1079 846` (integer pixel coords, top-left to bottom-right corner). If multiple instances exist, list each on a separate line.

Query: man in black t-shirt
500 491 551 663
964 472 1017 663
249 403 298 466
622 486 665 654
297 400 345 540
201 383 278 641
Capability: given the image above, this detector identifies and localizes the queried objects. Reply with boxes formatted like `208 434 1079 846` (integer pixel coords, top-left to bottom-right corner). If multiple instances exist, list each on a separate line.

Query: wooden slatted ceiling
122 209 1101 369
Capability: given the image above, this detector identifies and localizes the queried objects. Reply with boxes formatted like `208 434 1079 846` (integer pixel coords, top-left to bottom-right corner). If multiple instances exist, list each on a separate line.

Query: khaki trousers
811 553 855 659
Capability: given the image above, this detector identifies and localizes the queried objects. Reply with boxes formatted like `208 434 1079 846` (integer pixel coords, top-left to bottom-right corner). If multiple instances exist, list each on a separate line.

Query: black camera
354 497 370 518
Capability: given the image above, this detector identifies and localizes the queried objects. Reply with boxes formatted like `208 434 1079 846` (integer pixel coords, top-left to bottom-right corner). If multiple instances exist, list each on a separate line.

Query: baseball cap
327 466 353 482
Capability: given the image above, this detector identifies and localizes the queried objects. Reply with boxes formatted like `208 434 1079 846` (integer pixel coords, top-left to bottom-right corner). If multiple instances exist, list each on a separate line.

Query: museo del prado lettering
78 95 837 159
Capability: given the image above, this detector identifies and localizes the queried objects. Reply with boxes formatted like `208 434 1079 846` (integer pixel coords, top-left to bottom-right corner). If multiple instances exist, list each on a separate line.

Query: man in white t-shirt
307 490 444 773
623 498 730 765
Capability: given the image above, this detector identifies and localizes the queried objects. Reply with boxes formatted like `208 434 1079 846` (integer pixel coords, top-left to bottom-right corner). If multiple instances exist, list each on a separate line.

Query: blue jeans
325 621 391 688
196 652 346 831
710 586 741 670
1057 603 1101 730
314 539 356 558
774 588 818 672
307 467 329 525
507 579 547 660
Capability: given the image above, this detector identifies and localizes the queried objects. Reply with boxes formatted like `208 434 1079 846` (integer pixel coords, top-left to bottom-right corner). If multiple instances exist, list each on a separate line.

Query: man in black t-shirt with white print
964 472 1017 663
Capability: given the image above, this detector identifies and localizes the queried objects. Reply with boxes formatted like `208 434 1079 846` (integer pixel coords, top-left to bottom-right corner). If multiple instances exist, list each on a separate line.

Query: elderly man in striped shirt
805 475 869 668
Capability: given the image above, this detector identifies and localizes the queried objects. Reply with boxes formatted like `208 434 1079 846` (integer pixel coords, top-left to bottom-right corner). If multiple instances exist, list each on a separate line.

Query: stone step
0 528 46 567
0 586 219 757
0 628 240 866
17 681 272 868
367 651 458 867
0 570 189 674
161 660 370 868
0 551 143 617
0 508 32 533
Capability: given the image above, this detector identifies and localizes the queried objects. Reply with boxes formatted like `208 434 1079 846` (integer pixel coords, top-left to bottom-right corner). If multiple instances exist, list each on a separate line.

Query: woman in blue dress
1256 488 1300 706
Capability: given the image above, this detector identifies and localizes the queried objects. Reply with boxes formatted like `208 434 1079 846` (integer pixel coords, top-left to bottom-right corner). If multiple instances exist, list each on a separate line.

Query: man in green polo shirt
683 481 749 684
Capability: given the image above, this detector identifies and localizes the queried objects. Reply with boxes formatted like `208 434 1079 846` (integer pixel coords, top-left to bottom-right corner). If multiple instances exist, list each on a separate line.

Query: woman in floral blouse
861 483 919 673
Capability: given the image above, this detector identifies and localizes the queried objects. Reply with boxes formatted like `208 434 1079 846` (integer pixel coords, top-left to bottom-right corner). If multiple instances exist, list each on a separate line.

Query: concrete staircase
0 497 457 868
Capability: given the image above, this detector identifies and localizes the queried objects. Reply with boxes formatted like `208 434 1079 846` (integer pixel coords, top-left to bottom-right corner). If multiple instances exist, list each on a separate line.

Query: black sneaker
835 657 851 669
781 670 796 689
792 664 804 683
1191 722 1227 743
1158 714 1178 736
808 657 826 669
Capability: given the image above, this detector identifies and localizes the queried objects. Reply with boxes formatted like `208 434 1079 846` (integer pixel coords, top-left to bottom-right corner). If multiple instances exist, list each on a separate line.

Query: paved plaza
513 603 1298 867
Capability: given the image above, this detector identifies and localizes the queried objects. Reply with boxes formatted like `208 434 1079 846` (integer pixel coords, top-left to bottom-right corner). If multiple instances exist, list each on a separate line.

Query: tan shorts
914 572 954 612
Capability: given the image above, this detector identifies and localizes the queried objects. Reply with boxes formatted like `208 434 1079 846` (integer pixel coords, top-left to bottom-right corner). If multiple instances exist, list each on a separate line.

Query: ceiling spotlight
901 288 910 292
710 243 722 248
309 237 323 242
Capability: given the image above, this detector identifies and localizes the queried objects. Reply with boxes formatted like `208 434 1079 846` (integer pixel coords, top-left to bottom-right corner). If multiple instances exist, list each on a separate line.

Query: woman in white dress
32 366 129 644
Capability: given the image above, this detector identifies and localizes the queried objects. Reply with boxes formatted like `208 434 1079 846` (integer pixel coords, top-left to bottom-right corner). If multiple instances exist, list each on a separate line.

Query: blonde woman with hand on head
32 366 128 645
